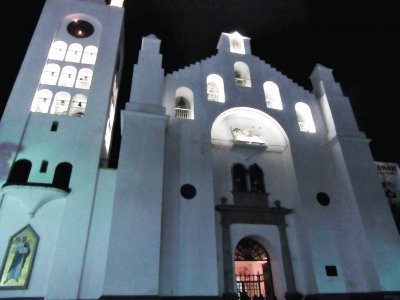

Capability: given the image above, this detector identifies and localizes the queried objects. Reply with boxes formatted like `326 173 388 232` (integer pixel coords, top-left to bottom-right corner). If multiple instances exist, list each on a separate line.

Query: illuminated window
31 89 53 113
69 94 87 117
48 41 67 61
40 63 61 85
81 45 98 65
234 62 251 87
174 87 194 119
109 0 124 7
65 43 83 63
228 32 245 54
75 68 93 89
263 81 283 110
207 74 225 103
50 92 71 115
58 65 77 87
295 102 316 133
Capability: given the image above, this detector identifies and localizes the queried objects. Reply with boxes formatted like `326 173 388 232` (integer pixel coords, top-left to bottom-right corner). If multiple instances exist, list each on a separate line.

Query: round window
316 192 330 206
67 20 94 38
180 184 196 199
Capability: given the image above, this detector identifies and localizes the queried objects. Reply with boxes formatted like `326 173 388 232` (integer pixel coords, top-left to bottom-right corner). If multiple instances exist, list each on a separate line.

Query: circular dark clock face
67 20 94 38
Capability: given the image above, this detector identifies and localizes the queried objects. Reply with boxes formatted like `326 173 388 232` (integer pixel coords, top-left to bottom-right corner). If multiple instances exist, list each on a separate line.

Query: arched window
249 164 265 193
232 164 247 192
40 63 61 85
65 43 83 63
235 238 269 261
69 94 87 117
58 65 77 87
174 87 194 119
263 81 283 110
53 162 72 191
235 238 275 300
81 45 98 65
295 102 316 133
31 89 53 113
228 32 246 54
50 92 71 115
75 68 93 89
7 159 32 184
207 74 225 103
48 41 67 61
234 62 251 87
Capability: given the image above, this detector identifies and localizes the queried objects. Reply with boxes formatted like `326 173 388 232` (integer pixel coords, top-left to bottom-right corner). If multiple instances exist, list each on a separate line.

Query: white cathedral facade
0 1 399 300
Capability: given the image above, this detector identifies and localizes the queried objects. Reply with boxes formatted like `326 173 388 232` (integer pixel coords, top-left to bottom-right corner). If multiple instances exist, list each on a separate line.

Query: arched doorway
235 238 275 300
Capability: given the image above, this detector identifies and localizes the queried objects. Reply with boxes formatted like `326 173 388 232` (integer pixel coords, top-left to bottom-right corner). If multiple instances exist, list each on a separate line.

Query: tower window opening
53 162 72 191
207 74 225 103
263 81 283 110
174 87 194 119
295 102 316 133
234 62 251 87
7 159 32 185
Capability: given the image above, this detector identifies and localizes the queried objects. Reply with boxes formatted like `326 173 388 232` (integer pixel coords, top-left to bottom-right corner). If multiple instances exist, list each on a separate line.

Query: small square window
325 265 338 277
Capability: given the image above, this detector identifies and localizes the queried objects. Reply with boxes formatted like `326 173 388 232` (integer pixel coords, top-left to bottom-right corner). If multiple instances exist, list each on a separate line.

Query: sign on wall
376 161 400 233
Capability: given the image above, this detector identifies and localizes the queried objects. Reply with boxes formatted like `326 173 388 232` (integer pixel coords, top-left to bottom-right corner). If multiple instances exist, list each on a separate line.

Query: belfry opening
235 238 275 300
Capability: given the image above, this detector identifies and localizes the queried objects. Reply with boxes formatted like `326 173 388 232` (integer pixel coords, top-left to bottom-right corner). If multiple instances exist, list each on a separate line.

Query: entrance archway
235 238 275 300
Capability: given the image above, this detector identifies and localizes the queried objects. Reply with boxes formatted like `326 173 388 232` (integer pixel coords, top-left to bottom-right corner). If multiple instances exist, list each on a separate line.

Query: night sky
2 0 399 165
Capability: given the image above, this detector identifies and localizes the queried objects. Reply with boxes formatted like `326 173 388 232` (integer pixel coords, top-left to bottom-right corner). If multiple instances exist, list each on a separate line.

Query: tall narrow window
295 102 316 133
232 164 248 192
207 74 225 103
234 62 251 87
40 161 48 173
263 81 283 110
51 121 58 132
7 159 32 184
53 162 72 191
249 164 265 193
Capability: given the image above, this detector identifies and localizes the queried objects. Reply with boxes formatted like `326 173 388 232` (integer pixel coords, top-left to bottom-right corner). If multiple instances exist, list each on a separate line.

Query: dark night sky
2 1 399 165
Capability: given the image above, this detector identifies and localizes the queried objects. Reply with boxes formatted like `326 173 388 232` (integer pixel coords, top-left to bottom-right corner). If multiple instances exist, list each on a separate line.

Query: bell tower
0 0 124 298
